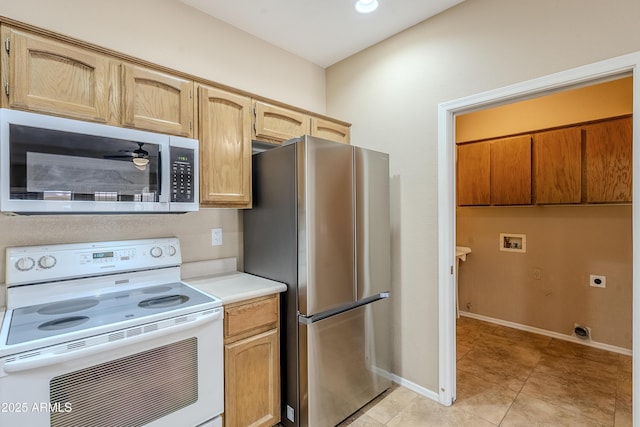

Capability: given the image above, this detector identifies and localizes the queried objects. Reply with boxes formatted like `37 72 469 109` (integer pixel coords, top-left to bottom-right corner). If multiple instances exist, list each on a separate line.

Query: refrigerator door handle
299 292 390 324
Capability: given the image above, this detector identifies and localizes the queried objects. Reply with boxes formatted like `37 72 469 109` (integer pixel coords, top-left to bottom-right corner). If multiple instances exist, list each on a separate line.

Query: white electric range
0 237 223 427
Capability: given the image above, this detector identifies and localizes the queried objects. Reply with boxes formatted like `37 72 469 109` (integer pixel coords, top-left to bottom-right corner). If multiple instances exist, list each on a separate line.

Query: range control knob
15 256 36 271
166 245 177 256
38 255 57 269
150 246 163 258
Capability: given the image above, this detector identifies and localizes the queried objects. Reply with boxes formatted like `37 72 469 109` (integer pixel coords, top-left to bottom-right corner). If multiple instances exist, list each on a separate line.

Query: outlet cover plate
211 228 223 246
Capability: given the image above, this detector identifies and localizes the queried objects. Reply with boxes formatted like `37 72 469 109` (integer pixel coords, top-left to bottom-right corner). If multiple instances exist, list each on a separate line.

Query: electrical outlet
211 228 223 246
590 274 606 288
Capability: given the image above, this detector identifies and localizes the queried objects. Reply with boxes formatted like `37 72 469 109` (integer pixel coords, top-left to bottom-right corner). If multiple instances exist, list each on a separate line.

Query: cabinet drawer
224 295 279 342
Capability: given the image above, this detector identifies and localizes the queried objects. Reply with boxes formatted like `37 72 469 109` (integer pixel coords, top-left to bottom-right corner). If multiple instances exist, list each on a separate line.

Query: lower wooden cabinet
223 295 280 427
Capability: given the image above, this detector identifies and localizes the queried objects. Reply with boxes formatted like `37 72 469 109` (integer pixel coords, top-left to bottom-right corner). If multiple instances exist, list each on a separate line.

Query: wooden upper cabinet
310 116 350 144
533 127 582 204
198 85 252 207
253 100 310 144
457 136 531 206
583 117 632 203
122 64 194 137
491 135 532 205
1 27 116 123
457 142 491 206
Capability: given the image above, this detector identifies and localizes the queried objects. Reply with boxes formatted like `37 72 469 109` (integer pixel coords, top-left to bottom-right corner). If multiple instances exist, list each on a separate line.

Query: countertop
181 257 286 304
186 272 286 305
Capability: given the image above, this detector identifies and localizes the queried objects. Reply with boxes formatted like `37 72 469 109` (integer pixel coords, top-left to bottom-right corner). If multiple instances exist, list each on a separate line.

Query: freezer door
299 297 392 427
298 137 355 316
355 147 391 299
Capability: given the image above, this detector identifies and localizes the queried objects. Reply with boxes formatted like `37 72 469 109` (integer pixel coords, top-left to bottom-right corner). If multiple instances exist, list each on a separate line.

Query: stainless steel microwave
0 109 199 214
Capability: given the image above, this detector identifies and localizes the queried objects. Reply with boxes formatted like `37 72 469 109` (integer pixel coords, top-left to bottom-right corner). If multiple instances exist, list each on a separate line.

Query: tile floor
340 316 632 426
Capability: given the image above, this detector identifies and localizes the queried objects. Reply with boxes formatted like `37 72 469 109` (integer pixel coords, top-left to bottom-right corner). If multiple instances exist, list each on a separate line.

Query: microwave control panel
170 146 195 203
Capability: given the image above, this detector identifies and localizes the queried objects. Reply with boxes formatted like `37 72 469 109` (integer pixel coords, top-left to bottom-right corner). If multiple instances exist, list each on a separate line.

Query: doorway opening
437 52 640 426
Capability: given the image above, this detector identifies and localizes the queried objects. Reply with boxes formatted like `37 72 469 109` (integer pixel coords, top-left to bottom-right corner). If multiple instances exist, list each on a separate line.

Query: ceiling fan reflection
104 142 150 170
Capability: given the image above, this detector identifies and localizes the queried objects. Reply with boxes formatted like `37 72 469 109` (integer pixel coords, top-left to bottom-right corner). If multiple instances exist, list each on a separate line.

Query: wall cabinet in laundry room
457 116 632 206
532 126 582 204
456 141 491 205
457 135 532 206
583 116 632 203
490 135 532 205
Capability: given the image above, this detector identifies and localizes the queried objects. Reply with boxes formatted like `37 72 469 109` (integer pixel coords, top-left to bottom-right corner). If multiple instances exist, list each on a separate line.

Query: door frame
437 52 640 423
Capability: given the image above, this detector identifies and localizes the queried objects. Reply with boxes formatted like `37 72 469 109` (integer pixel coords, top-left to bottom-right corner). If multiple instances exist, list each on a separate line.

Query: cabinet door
583 117 632 203
253 100 310 143
2 27 115 123
457 142 491 206
122 64 194 136
199 85 252 207
533 127 582 204
224 329 280 427
491 135 532 205
310 116 351 144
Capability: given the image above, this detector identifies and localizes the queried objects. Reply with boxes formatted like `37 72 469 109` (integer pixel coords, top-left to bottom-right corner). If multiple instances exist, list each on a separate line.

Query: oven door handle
3 308 222 374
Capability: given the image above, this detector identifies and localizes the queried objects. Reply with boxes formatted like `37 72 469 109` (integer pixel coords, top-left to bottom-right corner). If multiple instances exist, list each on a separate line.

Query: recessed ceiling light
355 0 379 14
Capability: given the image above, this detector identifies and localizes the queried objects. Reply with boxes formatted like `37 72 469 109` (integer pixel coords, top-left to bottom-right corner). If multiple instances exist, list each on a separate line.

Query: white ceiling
179 0 464 68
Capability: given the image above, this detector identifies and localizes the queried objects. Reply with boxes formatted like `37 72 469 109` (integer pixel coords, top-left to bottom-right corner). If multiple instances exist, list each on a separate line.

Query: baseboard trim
390 374 441 403
459 311 632 356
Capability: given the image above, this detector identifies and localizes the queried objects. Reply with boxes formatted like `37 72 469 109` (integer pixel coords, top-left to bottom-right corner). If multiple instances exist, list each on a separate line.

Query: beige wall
456 77 633 143
326 0 640 393
457 206 632 349
0 209 242 278
0 1 327 306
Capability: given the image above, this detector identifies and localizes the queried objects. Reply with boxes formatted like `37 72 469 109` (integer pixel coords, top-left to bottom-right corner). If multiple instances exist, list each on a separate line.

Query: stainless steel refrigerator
244 135 392 427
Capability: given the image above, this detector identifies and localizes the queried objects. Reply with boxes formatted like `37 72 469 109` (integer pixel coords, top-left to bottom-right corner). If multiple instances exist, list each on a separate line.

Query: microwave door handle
158 147 169 203
3 309 220 374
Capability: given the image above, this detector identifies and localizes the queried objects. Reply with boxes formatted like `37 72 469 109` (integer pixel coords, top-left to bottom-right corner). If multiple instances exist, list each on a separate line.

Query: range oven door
0 308 223 427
